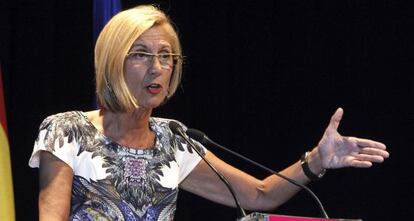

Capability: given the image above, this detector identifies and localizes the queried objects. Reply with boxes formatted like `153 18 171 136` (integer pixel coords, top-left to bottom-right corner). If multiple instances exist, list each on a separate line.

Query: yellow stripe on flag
0 124 15 221
0 65 15 221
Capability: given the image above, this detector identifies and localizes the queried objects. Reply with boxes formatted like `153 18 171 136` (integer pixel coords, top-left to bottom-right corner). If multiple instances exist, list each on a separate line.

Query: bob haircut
95 5 183 112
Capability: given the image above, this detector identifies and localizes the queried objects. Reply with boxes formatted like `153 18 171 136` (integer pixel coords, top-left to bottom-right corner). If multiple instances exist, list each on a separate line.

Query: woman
29 5 389 221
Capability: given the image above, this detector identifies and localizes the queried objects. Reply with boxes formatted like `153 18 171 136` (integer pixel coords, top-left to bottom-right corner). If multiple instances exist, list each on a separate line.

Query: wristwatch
300 151 326 181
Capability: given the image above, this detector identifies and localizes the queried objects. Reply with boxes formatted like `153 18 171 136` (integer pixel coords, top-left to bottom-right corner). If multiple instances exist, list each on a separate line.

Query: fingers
345 137 390 158
341 137 389 168
348 160 373 168
344 155 376 168
328 107 344 130
359 147 390 159
355 138 387 150
352 152 386 163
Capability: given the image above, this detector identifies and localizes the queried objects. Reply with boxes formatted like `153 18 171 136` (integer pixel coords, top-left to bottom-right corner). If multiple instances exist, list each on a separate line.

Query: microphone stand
169 122 247 219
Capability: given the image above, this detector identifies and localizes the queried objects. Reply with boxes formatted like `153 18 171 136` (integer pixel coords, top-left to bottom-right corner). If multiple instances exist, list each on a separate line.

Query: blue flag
93 0 122 43
93 0 122 108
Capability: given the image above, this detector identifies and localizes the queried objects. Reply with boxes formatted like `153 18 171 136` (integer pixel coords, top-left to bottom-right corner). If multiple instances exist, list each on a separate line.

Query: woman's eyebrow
130 43 172 52
130 44 147 50
159 46 172 51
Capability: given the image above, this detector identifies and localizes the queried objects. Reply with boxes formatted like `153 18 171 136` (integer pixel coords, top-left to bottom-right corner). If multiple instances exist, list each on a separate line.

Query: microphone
186 128 330 219
168 121 247 219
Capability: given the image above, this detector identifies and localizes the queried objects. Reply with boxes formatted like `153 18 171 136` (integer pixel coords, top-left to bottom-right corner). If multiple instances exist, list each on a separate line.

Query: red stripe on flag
0 65 7 135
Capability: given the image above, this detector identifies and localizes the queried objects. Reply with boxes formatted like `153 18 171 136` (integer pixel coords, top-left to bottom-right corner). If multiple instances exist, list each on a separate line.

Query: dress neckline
76 111 160 153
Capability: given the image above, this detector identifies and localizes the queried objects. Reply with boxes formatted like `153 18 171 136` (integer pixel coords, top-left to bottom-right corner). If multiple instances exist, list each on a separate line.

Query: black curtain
1 0 412 220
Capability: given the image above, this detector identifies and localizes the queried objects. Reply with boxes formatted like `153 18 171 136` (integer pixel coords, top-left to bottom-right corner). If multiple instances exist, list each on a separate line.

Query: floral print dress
29 111 206 221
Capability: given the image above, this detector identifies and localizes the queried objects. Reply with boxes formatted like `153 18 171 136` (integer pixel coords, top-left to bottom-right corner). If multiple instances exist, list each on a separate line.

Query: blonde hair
95 5 182 112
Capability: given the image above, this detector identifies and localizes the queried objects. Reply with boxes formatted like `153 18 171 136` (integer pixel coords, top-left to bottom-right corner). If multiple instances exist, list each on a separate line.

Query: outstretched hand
317 108 389 169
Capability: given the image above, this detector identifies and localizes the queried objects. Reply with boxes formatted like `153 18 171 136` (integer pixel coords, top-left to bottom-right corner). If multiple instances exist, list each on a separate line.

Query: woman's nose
148 56 164 75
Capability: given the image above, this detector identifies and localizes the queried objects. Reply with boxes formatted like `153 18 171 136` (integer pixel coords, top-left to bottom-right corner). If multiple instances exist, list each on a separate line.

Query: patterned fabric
29 111 206 221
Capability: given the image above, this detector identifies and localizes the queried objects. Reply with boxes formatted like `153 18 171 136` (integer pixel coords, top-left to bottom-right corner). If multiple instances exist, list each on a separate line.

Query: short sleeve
28 113 79 170
175 139 207 183
169 121 208 183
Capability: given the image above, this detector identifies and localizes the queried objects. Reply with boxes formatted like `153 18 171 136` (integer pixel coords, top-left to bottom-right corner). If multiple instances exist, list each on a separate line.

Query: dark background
1 0 413 220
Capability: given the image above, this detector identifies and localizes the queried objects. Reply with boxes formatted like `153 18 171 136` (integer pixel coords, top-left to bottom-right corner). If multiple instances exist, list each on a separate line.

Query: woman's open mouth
146 83 163 94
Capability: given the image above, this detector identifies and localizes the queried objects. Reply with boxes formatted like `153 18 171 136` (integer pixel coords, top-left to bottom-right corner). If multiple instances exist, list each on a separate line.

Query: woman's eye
159 54 171 60
129 52 149 60
136 52 148 58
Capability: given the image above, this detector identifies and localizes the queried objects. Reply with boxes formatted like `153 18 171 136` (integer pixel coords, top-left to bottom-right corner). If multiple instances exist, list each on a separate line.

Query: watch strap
300 151 326 181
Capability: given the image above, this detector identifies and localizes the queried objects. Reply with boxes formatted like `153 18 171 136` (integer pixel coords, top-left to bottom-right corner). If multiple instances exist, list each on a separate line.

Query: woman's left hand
317 108 390 169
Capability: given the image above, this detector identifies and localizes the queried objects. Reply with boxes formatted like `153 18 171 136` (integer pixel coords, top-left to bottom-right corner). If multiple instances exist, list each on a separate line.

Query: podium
238 212 362 221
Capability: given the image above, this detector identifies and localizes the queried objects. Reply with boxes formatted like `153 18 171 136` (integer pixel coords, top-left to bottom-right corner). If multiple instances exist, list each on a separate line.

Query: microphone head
168 121 182 134
186 128 208 144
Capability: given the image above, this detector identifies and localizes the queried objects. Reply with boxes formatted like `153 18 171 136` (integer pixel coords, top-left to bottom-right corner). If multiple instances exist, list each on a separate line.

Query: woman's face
124 25 174 109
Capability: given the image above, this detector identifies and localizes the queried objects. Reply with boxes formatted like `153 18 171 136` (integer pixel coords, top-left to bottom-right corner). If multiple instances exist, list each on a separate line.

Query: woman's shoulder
151 117 176 124
38 110 92 131
150 117 187 129
43 110 84 121
82 109 100 121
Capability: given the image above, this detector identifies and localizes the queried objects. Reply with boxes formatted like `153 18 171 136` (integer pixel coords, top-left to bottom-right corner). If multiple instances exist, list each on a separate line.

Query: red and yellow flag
0 66 15 221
